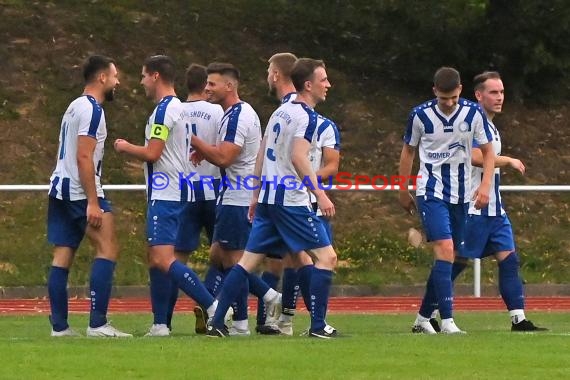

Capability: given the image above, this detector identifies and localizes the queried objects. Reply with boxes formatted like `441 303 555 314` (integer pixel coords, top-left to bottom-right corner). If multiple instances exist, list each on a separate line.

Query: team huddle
47 53 339 338
46 53 544 339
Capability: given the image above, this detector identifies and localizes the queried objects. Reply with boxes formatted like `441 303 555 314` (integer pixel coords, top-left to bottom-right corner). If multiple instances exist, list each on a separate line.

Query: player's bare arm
248 136 267 222
191 136 241 168
114 138 165 163
471 148 525 174
77 135 102 229
292 137 335 217
315 147 340 179
398 144 417 215
473 142 494 209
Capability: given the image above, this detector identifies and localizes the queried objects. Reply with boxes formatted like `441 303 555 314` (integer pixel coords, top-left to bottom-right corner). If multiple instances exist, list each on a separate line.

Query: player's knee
454 256 468 266
175 251 190 263
265 258 283 275
52 247 75 268
297 251 314 267
147 254 161 269
90 229 119 261
147 253 173 272
434 240 454 261
499 251 519 266
221 253 240 269
239 252 263 272
316 248 337 270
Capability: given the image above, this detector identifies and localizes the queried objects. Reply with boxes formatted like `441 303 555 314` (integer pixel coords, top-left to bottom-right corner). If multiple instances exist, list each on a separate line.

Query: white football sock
509 309 526 324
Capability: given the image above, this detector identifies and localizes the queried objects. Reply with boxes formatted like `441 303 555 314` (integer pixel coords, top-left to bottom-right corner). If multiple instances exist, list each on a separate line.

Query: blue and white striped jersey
144 96 191 202
281 92 296 104
259 101 319 206
49 95 106 201
217 101 261 206
469 119 504 216
180 100 224 201
404 98 493 204
309 115 341 206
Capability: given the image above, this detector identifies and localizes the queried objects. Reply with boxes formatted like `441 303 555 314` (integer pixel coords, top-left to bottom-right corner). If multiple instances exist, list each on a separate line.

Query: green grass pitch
0 312 568 379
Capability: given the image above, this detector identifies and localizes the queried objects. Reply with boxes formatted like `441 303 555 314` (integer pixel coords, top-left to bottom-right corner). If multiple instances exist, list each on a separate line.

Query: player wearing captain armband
114 55 217 337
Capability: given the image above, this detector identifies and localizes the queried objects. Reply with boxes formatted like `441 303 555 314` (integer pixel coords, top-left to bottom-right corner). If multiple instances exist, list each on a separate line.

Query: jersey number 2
266 123 281 161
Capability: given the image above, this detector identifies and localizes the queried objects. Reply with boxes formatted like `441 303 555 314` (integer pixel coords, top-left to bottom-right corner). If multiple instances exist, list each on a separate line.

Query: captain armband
150 124 170 141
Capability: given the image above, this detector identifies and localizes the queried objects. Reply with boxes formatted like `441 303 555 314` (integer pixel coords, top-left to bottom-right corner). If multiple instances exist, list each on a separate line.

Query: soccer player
257 54 342 336
399 67 495 334
114 55 217 337
156 63 225 331
206 58 338 339
275 112 342 336
190 62 281 336
255 52 299 334
454 71 547 332
47 54 131 337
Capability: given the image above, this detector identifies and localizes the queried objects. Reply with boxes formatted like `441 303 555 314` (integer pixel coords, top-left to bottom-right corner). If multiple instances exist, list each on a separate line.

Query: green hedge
242 0 570 103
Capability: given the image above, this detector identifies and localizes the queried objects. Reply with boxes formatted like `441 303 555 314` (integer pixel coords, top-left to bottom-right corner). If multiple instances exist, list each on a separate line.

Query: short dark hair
473 71 501 92
206 62 240 81
185 63 207 94
83 55 115 84
143 55 176 84
291 58 326 92
433 67 461 92
268 52 298 78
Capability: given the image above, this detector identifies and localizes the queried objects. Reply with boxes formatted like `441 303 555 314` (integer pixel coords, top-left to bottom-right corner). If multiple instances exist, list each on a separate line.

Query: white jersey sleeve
403 108 425 147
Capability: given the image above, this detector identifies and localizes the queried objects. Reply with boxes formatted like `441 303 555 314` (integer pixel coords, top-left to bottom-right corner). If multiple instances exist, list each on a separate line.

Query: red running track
1 297 570 315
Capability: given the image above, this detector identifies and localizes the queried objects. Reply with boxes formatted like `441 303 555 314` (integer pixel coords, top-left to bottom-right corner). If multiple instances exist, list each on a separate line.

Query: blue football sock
309 267 333 332
256 271 279 326
248 272 270 299
418 261 467 318
418 271 438 319
167 261 213 309
204 265 225 297
498 252 525 310
149 267 171 325
451 261 468 282
297 264 313 311
166 279 178 329
431 260 453 319
233 280 249 323
282 268 300 316
212 265 249 328
89 258 115 328
48 266 69 332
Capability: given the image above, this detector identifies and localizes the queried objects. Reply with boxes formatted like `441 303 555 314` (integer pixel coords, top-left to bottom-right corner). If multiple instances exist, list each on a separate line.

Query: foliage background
0 0 569 286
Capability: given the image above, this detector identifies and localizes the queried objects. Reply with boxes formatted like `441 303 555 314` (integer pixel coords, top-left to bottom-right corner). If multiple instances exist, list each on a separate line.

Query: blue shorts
461 214 515 259
146 200 186 247
175 200 216 252
416 196 467 250
246 204 331 256
312 202 333 243
321 217 333 243
212 205 251 250
47 196 112 249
